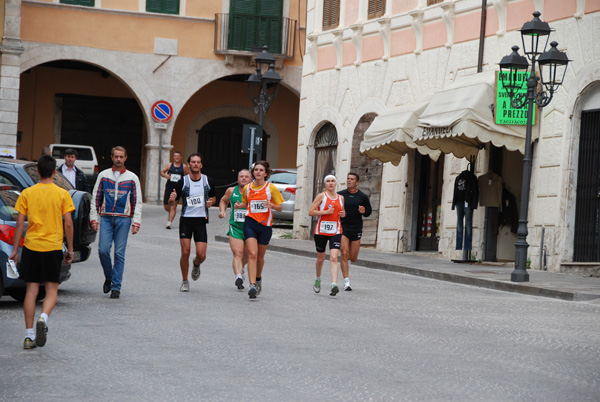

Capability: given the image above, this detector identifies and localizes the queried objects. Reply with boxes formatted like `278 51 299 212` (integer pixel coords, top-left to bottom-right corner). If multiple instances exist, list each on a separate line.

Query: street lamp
498 11 569 282
246 45 282 168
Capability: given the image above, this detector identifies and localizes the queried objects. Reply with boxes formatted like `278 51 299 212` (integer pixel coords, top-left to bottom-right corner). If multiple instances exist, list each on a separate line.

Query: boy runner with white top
169 153 216 292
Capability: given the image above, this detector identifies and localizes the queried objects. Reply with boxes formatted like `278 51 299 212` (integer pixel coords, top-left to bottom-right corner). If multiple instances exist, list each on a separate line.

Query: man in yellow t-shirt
10 154 75 350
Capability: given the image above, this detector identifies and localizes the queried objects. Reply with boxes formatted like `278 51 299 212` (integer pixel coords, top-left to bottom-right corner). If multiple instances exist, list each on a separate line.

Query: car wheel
7 287 46 302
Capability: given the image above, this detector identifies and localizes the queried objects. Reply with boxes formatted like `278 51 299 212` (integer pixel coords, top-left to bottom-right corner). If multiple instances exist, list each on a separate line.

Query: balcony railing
214 13 296 59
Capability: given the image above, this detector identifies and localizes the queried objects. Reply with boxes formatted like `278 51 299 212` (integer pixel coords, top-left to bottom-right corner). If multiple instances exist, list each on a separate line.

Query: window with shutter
323 0 340 30
146 0 180 15
228 0 283 54
368 0 385 20
60 0 95 5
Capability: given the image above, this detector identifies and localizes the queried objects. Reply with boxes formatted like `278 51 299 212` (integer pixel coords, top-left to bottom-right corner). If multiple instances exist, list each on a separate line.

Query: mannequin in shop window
452 168 479 250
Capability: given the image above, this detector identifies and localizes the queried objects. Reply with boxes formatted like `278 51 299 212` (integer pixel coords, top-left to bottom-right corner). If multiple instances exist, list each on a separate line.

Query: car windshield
0 187 21 222
24 165 75 191
270 172 296 185
52 146 94 161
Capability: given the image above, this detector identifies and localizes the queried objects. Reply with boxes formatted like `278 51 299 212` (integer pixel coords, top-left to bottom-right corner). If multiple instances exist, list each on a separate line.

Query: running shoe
235 277 244 290
180 280 190 292
313 278 321 293
191 259 201 281
330 283 340 296
256 279 262 295
23 337 37 349
166 221 172 229
344 282 352 291
35 317 48 347
248 284 257 299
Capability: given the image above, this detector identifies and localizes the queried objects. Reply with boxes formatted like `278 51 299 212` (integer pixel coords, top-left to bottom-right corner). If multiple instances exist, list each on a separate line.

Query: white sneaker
344 281 352 291
180 280 189 292
191 260 201 281
166 221 172 229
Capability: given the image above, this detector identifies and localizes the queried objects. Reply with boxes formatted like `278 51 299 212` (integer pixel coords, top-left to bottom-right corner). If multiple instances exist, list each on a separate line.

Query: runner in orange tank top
308 174 346 296
234 161 284 299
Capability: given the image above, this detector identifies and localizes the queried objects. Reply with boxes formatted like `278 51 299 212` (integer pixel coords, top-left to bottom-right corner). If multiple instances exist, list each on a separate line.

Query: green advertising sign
496 71 535 125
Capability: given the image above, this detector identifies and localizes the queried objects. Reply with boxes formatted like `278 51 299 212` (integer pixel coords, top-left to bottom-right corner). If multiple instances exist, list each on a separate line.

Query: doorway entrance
574 109 600 261
415 154 444 251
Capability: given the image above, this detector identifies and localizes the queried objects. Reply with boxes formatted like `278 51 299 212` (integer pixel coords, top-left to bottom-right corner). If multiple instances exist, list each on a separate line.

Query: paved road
1 204 599 401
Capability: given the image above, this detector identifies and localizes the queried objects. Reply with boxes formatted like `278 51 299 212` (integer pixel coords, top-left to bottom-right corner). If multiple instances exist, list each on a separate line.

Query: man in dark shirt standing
337 172 372 291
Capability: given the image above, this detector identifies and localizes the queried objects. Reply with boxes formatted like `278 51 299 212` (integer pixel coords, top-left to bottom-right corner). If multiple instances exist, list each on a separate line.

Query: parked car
0 158 96 301
50 143 99 187
270 169 297 221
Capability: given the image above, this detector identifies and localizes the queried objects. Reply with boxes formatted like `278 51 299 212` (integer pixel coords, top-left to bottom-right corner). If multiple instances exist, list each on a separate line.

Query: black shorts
243 217 272 246
179 217 208 242
342 230 362 242
314 234 342 253
164 185 181 205
19 247 63 283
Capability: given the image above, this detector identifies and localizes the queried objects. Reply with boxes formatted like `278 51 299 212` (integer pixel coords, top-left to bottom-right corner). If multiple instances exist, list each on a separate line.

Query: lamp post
246 45 282 168
499 11 569 282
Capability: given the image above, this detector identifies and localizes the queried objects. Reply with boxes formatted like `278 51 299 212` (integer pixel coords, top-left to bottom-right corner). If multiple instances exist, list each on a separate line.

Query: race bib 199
187 194 204 208
170 174 181 182
234 209 246 222
250 200 268 213
319 221 337 234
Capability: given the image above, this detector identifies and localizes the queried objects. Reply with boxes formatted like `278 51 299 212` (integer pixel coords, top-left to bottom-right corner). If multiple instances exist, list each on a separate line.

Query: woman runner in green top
219 169 252 290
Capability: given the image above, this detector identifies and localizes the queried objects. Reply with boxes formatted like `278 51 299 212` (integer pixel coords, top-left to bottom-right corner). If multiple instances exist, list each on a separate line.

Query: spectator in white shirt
59 149 90 192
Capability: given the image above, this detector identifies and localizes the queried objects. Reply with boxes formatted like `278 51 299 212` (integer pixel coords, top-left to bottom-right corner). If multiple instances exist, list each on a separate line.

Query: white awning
360 102 442 166
414 71 536 159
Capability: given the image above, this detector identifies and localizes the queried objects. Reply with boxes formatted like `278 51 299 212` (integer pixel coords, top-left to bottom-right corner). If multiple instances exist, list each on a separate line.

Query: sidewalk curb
215 235 598 302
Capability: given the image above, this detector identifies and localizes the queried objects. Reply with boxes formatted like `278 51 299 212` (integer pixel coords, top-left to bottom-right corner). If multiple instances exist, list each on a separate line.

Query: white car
50 144 99 185
270 169 296 221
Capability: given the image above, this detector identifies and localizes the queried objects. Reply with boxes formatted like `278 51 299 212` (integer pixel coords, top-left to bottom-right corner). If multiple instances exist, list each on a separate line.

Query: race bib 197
250 200 268 213
234 209 246 222
187 194 204 208
319 221 337 234
170 174 181 182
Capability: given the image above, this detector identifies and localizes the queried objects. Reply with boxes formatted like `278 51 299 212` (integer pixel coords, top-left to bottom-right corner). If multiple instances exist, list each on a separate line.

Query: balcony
214 13 296 64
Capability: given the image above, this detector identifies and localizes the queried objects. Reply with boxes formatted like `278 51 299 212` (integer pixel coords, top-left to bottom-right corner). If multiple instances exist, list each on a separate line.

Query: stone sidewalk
216 234 600 302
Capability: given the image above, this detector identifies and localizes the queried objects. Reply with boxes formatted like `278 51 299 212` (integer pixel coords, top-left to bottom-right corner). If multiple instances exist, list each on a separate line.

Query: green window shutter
147 0 179 14
60 0 95 5
228 0 282 53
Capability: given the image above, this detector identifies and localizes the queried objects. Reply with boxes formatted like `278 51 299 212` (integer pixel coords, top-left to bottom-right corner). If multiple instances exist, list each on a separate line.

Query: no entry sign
151 100 173 123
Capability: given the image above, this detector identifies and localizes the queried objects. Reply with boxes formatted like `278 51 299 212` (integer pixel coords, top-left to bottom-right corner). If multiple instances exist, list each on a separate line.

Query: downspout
477 0 488 73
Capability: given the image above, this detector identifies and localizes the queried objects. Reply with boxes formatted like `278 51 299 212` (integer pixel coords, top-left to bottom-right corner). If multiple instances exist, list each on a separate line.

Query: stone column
0 0 23 155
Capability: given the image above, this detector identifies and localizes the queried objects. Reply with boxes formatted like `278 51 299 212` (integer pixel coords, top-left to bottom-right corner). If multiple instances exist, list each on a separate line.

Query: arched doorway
311 122 338 236
312 122 338 200
18 60 145 182
350 113 381 246
197 116 268 200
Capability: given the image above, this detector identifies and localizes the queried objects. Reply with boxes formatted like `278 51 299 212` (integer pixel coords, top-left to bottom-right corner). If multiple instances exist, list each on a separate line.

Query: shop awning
360 102 442 166
414 71 534 159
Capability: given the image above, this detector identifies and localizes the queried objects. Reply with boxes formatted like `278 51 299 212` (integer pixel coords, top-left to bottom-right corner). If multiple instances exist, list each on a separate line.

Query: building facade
295 0 600 274
0 0 305 200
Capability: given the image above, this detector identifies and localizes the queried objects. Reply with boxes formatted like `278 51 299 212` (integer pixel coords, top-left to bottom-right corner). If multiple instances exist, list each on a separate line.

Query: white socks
25 328 35 339
40 313 48 324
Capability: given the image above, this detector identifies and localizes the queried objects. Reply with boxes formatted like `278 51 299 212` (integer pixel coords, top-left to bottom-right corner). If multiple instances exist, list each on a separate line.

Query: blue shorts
243 217 272 246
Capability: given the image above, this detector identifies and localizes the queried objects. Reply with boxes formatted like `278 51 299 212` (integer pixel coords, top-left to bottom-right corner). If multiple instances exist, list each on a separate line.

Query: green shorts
228 223 245 240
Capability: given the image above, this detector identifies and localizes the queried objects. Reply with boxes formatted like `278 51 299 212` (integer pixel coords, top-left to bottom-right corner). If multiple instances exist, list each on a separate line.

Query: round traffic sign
151 100 173 123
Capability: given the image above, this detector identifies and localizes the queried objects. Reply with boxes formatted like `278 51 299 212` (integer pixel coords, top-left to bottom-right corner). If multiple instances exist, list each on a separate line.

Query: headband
324 174 337 184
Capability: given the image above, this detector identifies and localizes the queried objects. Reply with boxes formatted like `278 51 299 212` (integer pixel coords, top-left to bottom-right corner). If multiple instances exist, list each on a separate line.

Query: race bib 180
234 209 246 222
319 221 337 234
250 200 267 213
187 194 204 208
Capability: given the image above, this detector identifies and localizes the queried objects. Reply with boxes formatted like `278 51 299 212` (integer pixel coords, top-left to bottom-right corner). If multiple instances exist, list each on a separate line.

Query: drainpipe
477 0 488 73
